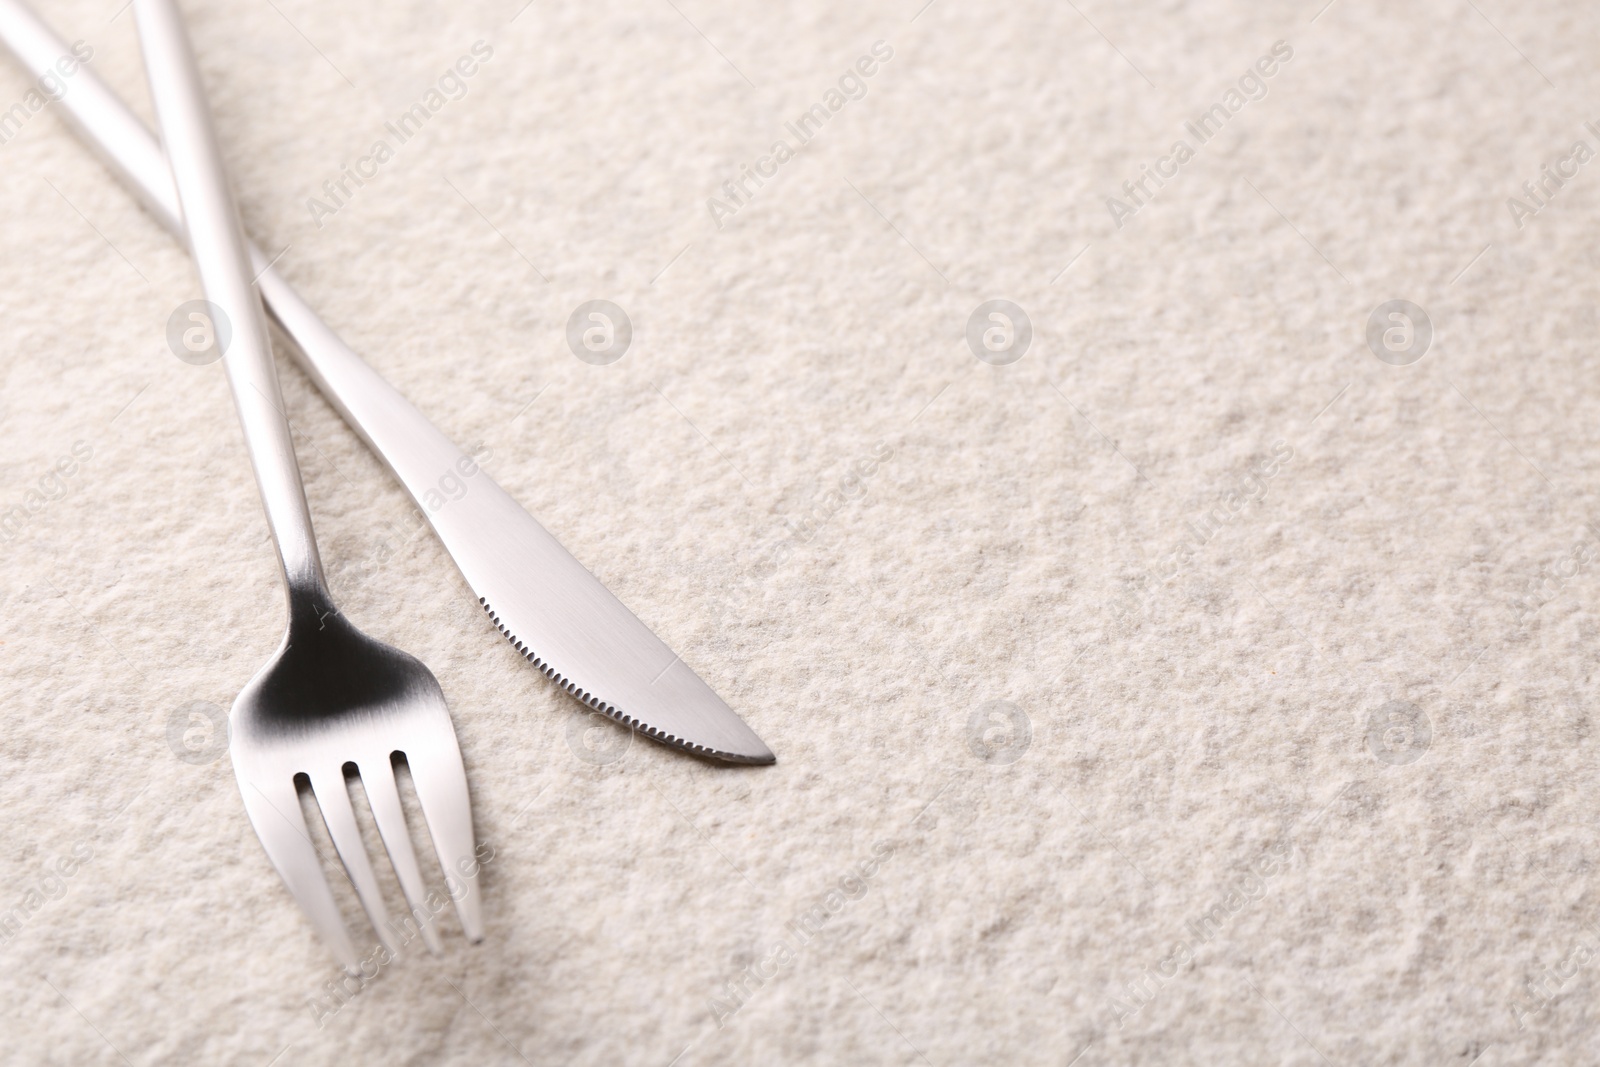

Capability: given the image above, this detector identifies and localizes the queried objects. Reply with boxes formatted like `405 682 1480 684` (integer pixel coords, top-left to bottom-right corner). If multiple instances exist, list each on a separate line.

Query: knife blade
0 0 774 765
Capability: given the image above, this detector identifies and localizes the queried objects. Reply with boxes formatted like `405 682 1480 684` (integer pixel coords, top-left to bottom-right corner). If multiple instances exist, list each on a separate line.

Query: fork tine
359 758 443 956
309 767 398 956
403 744 484 941
238 775 360 972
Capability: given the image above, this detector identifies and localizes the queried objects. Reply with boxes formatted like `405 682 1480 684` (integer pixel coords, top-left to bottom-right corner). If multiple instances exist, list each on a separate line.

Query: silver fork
133 0 482 967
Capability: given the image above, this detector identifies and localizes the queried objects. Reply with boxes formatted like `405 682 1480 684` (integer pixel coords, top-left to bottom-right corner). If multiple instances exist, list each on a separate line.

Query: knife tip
696 734 775 766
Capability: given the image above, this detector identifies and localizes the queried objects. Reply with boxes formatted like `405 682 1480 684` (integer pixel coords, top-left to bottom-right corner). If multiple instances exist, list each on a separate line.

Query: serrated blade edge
478 595 774 765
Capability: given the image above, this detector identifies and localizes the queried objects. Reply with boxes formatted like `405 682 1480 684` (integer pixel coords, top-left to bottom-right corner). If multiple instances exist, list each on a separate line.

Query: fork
133 0 482 967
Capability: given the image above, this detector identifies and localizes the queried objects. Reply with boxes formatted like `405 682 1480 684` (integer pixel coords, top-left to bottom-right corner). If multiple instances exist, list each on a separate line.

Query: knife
0 0 774 765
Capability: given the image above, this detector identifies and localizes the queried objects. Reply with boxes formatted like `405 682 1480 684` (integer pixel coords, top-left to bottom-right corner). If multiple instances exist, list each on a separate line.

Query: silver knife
0 0 774 765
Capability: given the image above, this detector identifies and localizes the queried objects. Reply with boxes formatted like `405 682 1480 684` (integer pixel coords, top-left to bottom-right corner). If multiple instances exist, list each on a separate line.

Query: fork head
228 604 483 970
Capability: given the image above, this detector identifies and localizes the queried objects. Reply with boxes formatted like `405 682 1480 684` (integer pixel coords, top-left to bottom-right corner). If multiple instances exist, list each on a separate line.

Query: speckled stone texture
2 0 1599 1063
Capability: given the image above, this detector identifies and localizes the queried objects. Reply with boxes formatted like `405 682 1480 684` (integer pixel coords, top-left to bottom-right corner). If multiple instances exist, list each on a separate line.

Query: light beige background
2 0 1599 1063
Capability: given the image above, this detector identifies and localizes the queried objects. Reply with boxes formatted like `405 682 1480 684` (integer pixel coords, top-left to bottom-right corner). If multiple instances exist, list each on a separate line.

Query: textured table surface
2 0 1599 1063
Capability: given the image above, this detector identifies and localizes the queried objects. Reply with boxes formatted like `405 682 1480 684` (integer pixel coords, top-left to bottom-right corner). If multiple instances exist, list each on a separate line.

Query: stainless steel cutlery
0 0 774 966
0 0 772 768
131 0 481 966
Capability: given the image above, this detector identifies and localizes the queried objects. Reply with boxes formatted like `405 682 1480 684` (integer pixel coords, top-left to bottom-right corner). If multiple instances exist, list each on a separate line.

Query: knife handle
0 0 485 538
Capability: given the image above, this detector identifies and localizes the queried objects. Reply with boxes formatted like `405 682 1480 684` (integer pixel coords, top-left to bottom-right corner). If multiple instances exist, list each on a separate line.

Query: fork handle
0 0 478 601
132 0 329 614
